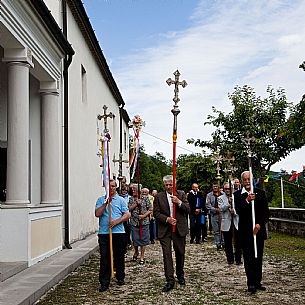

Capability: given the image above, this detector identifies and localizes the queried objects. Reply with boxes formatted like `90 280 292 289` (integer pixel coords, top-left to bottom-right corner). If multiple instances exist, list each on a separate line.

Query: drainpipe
63 0 73 249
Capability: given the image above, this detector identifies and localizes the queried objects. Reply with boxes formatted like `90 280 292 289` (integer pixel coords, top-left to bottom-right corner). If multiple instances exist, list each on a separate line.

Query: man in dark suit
153 175 190 292
187 183 206 244
234 171 269 294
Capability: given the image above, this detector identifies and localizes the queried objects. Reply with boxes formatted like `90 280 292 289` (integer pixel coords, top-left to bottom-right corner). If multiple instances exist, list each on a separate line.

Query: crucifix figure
166 70 187 233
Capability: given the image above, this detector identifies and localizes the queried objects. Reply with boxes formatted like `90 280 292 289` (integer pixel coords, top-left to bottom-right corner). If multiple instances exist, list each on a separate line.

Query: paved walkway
0 234 98 305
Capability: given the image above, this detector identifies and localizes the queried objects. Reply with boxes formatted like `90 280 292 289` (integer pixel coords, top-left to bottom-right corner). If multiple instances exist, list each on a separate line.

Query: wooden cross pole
97 105 115 278
166 70 187 233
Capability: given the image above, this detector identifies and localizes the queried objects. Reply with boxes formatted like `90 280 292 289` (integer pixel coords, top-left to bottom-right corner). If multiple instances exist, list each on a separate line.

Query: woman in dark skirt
129 184 152 264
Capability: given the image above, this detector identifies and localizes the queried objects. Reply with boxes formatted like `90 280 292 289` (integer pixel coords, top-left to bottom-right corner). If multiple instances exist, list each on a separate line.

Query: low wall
268 208 305 237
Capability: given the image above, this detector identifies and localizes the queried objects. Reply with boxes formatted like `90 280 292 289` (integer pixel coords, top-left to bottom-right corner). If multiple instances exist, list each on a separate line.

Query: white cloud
112 0 305 172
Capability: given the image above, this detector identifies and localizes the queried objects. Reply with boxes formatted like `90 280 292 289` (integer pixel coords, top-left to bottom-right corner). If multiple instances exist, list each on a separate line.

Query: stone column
40 87 60 204
5 61 31 204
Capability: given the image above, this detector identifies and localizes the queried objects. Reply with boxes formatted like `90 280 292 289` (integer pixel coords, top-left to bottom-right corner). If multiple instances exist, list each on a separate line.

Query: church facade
0 0 130 266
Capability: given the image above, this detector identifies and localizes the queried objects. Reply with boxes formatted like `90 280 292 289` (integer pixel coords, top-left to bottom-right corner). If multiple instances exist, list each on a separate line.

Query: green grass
265 232 305 267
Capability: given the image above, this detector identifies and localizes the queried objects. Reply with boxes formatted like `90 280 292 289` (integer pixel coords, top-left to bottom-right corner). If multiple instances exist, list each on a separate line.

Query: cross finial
223 153 237 180
97 105 114 131
113 153 129 179
166 69 187 116
211 149 224 182
242 134 256 158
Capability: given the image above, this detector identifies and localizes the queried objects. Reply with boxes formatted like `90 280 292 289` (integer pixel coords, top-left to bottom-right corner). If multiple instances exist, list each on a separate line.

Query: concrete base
0 233 98 305
0 262 28 282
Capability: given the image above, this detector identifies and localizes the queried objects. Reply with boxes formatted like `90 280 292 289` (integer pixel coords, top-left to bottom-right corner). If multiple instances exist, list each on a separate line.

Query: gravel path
37 236 305 305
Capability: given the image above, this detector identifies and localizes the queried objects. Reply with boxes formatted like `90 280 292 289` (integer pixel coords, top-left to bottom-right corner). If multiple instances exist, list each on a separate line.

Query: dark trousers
189 213 202 242
98 233 126 287
201 223 207 241
159 232 186 284
241 236 264 288
123 221 131 246
149 218 156 241
222 226 242 263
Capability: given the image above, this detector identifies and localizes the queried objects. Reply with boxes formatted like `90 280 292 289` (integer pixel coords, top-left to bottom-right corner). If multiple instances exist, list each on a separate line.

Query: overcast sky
83 0 305 173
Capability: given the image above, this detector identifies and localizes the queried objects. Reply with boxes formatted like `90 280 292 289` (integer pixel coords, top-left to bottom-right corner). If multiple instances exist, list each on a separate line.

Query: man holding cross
234 171 269 294
95 179 130 292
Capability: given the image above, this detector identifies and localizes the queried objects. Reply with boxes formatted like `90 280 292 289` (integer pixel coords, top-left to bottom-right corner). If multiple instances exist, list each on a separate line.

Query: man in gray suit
218 182 242 265
153 175 190 292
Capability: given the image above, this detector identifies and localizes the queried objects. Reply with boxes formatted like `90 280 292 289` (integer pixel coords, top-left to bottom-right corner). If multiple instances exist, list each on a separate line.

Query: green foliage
268 181 295 208
188 85 305 179
130 146 171 192
265 174 305 208
176 154 217 193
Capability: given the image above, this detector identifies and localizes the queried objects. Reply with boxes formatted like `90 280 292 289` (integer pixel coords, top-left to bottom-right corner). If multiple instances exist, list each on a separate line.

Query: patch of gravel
37 235 305 305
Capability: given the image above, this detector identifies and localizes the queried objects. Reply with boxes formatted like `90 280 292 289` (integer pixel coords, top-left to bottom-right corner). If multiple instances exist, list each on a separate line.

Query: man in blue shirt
95 179 130 292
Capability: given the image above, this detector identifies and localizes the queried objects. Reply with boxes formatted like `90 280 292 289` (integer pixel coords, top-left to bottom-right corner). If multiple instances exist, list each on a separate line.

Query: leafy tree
130 145 171 192
176 153 217 194
188 85 305 179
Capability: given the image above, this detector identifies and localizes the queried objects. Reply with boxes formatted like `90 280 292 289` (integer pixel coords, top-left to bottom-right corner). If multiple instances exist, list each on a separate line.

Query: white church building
0 0 130 267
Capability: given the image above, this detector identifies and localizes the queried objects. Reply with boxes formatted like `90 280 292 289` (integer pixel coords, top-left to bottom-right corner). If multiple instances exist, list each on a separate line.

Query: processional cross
210 150 224 184
97 105 114 132
241 134 258 258
113 153 129 183
166 70 187 233
97 105 114 164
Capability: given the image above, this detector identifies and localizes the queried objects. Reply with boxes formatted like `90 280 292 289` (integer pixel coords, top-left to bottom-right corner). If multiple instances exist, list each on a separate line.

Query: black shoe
117 280 125 286
177 278 185 285
228 261 234 265
236 261 242 265
99 285 109 292
195 240 201 244
190 239 194 244
217 245 222 251
162 282 174 292
248 286 257 294
256 285 266 291
151 240 155 244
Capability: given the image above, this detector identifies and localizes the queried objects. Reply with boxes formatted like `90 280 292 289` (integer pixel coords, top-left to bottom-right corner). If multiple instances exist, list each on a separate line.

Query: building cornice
66 0 125 107
28 0 75 57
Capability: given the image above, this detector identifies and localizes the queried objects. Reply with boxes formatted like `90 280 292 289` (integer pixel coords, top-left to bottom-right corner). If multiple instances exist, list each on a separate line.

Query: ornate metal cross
113 153 129 180
166 70 188 117
223 153 237 180
241 134 256 159
97 105 114 132
211 150 224 183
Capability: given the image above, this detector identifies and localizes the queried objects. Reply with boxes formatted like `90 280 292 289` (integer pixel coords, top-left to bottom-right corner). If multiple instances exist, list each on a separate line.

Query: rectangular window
124 131 127 152
81 65 87 104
